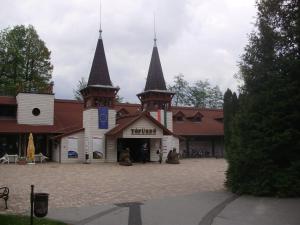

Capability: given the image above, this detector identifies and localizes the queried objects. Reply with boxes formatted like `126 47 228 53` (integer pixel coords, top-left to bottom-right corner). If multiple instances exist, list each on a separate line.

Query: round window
32 108 41 116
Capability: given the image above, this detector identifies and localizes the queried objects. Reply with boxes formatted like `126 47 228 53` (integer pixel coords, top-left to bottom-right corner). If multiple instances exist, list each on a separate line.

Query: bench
0 187 9 209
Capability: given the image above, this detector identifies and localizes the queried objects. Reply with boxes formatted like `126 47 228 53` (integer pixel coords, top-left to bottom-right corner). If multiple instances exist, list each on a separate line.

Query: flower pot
17 160 27 165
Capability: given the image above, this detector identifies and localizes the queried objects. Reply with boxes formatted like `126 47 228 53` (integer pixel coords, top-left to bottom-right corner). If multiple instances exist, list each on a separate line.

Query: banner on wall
98 107 108 129
67 137 78 158
92 137 103 159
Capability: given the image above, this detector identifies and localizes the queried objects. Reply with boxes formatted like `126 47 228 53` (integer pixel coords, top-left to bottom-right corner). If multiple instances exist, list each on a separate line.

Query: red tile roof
0 97 83 134
172 106 223 135
115 104 224 136
0 96 17 105
0 97 223 136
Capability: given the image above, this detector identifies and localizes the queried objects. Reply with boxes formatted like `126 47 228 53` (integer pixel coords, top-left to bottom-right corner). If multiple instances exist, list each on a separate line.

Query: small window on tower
32 108 40 116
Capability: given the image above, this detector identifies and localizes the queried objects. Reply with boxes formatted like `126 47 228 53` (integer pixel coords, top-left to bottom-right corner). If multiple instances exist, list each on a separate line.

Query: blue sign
98 107 108 129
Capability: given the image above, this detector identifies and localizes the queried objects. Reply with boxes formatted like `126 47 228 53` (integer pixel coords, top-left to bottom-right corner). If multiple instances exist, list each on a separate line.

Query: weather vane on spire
153 13 157 46
99 0 102 39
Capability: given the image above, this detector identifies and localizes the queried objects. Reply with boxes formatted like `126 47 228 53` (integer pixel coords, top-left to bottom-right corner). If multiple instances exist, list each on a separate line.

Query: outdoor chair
0 154 9 164
0 187 9 209
34 153 48 163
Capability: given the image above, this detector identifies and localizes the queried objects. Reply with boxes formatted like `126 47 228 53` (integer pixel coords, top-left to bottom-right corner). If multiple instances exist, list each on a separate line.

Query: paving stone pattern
0 159 227 214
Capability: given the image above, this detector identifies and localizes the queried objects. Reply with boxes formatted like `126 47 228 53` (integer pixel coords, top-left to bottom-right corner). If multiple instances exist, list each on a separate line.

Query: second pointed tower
137 37 174 129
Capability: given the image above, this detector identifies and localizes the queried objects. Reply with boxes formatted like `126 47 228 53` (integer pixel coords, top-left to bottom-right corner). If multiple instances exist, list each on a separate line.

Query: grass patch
0 214 67 225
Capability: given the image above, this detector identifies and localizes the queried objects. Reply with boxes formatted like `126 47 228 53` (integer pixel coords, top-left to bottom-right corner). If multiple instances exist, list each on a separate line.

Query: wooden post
30 185 34 225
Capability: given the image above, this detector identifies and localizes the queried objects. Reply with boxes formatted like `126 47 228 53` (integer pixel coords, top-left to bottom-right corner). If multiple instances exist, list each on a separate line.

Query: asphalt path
47 191 300 225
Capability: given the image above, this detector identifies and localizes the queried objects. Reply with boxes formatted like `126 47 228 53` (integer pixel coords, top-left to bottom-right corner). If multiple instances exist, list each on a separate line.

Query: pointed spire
87 0 113 86
87 38 112 86
144 14 166 91
144 43 167 91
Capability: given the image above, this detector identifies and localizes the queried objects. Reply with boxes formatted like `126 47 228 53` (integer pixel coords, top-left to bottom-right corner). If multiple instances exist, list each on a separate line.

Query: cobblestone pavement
0 159 227 214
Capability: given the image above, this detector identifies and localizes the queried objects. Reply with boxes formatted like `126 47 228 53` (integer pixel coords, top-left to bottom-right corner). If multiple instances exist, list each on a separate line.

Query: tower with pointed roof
81 14 119 162
137 36 174 112
80 31 119 108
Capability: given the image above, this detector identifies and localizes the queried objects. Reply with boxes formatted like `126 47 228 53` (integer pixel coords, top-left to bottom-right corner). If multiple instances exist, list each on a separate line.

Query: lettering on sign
131 128 156 135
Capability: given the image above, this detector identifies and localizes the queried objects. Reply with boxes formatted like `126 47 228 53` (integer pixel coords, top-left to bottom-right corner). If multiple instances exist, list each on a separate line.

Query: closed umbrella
27 133 35 163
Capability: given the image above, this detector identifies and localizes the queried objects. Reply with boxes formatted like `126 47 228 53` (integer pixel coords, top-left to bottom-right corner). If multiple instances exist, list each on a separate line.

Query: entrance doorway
117 138 150 162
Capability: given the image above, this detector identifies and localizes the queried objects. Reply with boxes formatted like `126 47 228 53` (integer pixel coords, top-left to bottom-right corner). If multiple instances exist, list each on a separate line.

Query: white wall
123 118 163 139
106 137 117 162
60 131 85 163
150 138 161 162
16 93 54 125
51 141 60 162
83 108 116 162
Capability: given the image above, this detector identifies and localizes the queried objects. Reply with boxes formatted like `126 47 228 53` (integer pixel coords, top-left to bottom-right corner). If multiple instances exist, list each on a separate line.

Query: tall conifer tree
226 0 300 196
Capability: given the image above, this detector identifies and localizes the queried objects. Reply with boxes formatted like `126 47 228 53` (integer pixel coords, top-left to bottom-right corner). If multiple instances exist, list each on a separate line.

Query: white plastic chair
0 154 9 164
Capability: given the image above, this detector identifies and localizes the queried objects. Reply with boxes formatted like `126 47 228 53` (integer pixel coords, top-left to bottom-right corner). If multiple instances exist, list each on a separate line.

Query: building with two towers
0 29 224 163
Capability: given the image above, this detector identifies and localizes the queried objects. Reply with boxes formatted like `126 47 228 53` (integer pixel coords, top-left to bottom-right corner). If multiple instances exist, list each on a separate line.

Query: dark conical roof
87 38 112 86
144 46 167 91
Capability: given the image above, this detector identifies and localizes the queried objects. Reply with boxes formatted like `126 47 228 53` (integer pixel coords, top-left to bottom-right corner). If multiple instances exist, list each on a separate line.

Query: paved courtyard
0 159 227 214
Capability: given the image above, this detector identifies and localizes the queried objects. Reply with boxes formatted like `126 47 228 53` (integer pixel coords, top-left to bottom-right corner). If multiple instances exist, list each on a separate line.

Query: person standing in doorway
142 143 148 163
157 146 163 164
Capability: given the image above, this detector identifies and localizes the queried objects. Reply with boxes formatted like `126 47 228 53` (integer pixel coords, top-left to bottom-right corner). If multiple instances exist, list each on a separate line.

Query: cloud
0 0 256 102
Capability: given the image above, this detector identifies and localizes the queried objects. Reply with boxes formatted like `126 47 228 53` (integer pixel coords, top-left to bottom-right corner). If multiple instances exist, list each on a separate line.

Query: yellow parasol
27 133 35 162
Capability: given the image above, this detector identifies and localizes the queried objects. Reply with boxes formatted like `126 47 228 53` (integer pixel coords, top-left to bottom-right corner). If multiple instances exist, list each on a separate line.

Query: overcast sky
0 0 257 103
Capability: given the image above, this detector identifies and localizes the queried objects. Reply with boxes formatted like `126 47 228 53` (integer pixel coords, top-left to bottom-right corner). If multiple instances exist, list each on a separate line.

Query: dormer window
117 108 129 119
189 112 203 122
192 116 202 122
173 111 185 122
176 116 183 122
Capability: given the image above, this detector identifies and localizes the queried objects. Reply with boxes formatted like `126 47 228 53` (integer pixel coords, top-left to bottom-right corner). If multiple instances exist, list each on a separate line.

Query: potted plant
17 157 27 165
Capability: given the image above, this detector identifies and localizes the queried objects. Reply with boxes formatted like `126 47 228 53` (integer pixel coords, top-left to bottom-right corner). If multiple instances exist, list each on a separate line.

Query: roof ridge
173 106 223 111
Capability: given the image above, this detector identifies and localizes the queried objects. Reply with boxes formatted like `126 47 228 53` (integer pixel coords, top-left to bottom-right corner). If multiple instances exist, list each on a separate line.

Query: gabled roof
117 108 130 115
144 46 167 91
173 110 185 117
87 38 113 86
106 111 174 137
187 111 204 118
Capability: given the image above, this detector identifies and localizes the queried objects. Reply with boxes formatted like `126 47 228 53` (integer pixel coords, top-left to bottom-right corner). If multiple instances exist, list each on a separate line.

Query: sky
0 0 257 103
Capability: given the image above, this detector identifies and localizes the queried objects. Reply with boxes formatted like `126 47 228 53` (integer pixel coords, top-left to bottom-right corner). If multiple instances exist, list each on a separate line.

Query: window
32 108 40 116
176 116 183 122
192 117 202 122
0 105 17 118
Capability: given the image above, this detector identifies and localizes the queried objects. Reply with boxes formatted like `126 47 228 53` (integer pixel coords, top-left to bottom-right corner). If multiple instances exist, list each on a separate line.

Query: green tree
223 89 238 157
226 0 300 197
0 25 53 95
73 77 87 101
167 74 189 106
188 80 223 109
207 85 224 109
168 75 223 109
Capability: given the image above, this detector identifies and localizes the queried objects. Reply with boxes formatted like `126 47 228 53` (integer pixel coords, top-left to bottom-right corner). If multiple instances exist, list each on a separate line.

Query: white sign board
92 137 103 159
68 137 78 158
